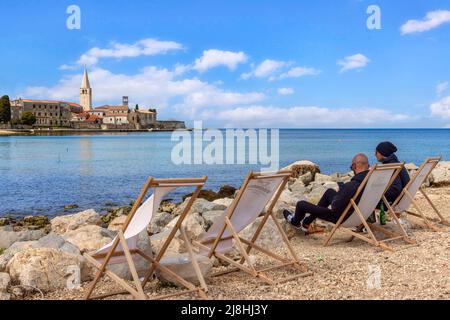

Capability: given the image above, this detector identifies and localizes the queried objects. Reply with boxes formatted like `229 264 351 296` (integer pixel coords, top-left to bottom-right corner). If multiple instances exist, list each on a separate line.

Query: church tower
80 67 92 111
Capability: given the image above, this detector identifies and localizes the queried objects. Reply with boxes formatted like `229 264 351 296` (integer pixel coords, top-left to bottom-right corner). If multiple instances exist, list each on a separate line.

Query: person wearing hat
375 141 410 203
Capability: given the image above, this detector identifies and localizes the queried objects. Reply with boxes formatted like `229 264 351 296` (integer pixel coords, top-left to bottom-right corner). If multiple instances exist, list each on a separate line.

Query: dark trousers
292 189 340 225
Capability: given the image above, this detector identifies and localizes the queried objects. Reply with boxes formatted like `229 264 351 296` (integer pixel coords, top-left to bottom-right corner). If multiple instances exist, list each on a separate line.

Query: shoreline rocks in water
1 159 450 300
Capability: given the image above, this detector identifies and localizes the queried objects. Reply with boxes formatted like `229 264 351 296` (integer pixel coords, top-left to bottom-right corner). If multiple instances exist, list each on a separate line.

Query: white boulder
51 209 102 235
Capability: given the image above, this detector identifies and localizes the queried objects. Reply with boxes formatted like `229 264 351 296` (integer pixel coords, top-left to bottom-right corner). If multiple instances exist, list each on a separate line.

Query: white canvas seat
194 171 312 285
324 163 414 251
84 177 209 300
391 157 449 231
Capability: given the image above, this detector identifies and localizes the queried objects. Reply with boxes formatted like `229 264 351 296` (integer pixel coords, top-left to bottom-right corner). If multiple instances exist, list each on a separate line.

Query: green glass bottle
380 203 386 225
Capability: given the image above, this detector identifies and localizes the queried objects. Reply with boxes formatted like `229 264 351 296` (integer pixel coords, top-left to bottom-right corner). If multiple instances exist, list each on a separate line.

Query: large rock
429 161 450 187
0 233 80 273
6 248 89 292
289 180 308 197
217 185 237 199
297 172 313 185
330 172 352 184
405 162 419 171
240 217 284 250
150 230 185 255
51 209 102 235
156 253 212 287
202 210 225 229
63 225 115 253
165 213 206 240
107 231 153 280
212 198 234 209
183 185 237 202
147 211 174 235
107 215 127 232
173 198 216 216
0 272 10 292
306 182 339 204
282 160 320 179
36 233 80 255
314 173 333 184
0 272 11 300
0 226 45 249
0 241 37 272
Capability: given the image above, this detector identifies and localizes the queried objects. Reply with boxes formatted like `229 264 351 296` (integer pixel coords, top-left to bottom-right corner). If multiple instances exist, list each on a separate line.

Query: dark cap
376 141 398 157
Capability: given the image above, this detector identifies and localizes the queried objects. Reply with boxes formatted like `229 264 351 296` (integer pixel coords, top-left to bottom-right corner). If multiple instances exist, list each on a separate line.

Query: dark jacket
381 154 410 203
331 170 369 215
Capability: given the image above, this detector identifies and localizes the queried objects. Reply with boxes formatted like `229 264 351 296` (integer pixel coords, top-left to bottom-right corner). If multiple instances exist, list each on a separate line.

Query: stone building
11 99 82 127
80 68 92 112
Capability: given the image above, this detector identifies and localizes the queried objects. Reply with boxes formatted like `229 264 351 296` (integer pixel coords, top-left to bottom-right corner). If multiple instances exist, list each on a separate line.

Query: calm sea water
1 129 449 218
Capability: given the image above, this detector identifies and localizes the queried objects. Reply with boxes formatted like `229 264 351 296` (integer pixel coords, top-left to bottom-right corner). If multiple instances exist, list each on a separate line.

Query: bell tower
80 67 92 111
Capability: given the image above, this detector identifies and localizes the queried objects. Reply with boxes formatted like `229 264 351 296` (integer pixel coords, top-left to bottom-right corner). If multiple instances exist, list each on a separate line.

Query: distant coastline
0 127 192 136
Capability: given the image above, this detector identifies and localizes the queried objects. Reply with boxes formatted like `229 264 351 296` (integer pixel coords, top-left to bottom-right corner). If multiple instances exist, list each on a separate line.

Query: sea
1 129 449 218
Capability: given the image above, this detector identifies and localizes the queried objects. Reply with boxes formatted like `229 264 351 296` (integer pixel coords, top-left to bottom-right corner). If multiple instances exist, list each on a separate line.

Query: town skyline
1 0 450 128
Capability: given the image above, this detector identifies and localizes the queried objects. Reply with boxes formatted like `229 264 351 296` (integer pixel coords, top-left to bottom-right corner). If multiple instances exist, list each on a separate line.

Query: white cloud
401 10 450 35
241 59 286 79
277 66 321 80
59 64 79 71
77 38 183 66
21 65 264 116
430 96 450 119
436 81 448 96
277 87 294 95
193 49 248 72
210 105 412 128
338 54 370 73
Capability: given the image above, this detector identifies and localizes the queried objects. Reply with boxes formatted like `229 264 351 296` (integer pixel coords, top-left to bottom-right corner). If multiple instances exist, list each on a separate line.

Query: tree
21 112 36 126
0 95 11 123
135 104 139 111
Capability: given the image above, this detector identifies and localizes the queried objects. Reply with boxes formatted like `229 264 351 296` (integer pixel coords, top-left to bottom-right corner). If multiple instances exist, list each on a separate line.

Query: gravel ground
28 187 450 300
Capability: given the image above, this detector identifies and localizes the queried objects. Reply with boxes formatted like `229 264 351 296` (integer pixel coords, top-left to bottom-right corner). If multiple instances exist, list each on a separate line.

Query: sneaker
283 210 302 230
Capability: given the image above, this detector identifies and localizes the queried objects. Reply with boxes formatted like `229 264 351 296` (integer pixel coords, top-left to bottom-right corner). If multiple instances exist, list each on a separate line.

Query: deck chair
391 157 449 231
193 171 312 285
324 163 415 251
84 176 209 300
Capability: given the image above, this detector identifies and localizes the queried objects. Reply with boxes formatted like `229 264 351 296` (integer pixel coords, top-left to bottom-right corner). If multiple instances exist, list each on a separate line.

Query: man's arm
331 181 357 214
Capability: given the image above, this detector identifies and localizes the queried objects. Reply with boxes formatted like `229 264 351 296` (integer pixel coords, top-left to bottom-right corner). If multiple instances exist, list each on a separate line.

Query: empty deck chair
323 163 415 251
194 171 312 285
84 177 209 300
391 157 449 231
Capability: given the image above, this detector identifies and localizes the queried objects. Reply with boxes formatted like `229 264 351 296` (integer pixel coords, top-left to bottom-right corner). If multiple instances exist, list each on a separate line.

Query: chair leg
420 188 450 226
405 191 441 232
179 226 209 293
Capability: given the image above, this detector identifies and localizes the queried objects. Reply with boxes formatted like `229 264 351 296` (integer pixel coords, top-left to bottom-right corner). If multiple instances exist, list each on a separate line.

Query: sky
1 0 450 128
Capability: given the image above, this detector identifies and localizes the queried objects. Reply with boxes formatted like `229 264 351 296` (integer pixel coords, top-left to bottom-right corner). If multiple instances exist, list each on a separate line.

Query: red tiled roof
20 99 82 108
95 105 129 111
85 115 100 122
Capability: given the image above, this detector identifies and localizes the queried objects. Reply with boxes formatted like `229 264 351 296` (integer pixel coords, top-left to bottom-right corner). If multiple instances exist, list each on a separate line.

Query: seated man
283 153 370 233
375 141 410 203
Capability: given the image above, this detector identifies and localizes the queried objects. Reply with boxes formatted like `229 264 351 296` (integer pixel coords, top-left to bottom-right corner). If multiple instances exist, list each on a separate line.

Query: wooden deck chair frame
323 163 415 251
84 176 209 300
193 171 312 285
391 157 449 231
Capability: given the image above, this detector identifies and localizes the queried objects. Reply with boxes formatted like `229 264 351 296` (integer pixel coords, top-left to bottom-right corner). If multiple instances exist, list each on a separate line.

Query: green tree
135 104 139 111
0 95 11 123
21 112 36 126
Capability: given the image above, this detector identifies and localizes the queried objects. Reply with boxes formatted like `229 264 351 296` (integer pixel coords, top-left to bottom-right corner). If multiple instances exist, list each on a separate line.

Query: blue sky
1 0 450 128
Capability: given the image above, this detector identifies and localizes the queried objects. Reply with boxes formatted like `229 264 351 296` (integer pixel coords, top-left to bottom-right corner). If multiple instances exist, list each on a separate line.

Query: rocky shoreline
1 160 449 300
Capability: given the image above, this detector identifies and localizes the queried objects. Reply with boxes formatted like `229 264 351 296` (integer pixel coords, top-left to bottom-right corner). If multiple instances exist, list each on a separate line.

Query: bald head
352 153 369 174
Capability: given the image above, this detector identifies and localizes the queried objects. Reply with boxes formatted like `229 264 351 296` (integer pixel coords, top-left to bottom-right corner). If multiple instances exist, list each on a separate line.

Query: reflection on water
80 139 92 176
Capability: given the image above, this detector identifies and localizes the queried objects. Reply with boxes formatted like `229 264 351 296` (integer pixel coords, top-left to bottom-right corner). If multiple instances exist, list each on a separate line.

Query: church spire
81 66 91 89
80 67 93 111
